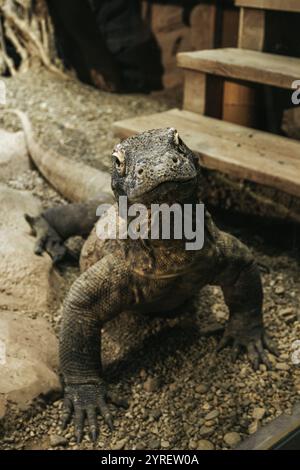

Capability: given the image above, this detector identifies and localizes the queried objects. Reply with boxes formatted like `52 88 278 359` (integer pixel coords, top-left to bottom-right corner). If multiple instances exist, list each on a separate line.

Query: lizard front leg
59 254 133 442
215 232 278 369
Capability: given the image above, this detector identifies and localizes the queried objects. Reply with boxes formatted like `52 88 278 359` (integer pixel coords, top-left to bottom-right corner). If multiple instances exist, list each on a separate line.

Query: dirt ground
0 68 300 451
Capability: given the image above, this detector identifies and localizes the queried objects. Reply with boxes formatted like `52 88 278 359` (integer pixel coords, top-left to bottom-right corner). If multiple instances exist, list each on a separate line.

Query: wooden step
235 0 300 13
114 108 300 198
177 48 300 89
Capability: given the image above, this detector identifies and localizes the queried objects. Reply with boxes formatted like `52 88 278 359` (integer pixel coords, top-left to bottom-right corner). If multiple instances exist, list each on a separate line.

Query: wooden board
114 108 300 198
238 7 265 50
237 403 300 450
177 48 300 89
235 0 300 13
140 1 218 88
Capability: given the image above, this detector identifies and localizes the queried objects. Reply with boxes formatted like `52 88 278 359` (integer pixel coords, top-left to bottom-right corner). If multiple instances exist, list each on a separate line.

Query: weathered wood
226 6 264 128
235 0 300 13
183 70 206 114
113 108 300 198
238 7 265 50
177 48 300 89
183 70 224 117
237 403 300 450
222 80 260 127
141 1 218 89
205 75 224 119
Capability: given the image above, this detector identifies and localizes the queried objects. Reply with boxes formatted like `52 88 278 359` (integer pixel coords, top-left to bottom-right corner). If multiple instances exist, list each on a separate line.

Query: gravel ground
0 68 300 451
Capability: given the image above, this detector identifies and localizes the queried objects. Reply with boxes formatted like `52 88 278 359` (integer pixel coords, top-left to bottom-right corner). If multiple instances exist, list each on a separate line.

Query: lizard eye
112 147 126 176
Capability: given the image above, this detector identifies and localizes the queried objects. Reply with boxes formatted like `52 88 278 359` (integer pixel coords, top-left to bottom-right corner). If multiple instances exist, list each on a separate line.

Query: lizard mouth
129 176 197 202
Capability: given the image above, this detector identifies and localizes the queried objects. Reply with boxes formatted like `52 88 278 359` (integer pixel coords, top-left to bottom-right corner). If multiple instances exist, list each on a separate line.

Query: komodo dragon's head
111 128 199 204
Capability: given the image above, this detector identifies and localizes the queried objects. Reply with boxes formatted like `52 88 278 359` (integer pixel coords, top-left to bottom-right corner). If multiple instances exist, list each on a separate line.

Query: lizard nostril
172 157 179 164
138 168 144 176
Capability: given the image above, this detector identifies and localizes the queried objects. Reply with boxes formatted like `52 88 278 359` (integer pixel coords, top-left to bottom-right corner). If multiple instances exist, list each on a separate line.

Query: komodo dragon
10 111 278 443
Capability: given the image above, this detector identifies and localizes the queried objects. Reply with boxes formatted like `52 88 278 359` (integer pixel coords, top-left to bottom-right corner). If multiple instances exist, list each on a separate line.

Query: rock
275 286 285 295
204 410 219 421
189 440 198 450
197 440 214 450
135 442 146 450
248 421 258 435
0 130 29 182
112 438 128 450
151 409 162 420
195 384 209 394
148 438 160 449
144 377 160 393
0 185 63 311
205 420 215 427
199 425 214 437
275 363 290 371
0 311 61 415
223 432 241 448
50 435 68 448
252 407 266 420
280 307 295 317
161 440 170 448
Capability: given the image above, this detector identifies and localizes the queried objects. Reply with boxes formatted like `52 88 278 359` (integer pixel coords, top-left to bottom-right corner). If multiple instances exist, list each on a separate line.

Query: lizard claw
217 323 277 370
61 383 115 443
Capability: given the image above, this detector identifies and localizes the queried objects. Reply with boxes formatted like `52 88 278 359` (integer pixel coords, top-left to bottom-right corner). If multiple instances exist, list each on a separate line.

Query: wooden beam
235 0 300 13
183 70 207 114
177 48 300 90
237 403 300 450
238 7 265 50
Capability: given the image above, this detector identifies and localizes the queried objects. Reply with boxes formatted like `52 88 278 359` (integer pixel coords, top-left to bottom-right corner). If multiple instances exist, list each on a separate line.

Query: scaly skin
31 128 278 442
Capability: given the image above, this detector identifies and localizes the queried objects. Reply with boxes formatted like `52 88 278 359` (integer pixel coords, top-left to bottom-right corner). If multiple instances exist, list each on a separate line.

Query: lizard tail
3 109 112 203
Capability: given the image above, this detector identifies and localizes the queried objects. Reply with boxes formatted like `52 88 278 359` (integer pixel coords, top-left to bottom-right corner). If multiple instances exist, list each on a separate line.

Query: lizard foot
25 214 67 264
217 320 278 370
60 383 128 443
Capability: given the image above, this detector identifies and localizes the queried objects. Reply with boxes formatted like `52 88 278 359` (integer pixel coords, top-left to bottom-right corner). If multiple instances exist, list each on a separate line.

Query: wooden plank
237 403 300 450
141 1 219 89
222 80 260 127
183 71 224 118
238 7 265 50
177 48 300 89
235 0 300 13
113 109 300 198
174 109 300 160
183 71 206 114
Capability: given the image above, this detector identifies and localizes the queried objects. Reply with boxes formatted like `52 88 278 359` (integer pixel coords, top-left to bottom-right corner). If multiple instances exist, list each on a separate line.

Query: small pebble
144 377 160 393
248 421 258 435
50 435 68 448
197 440 214 450
196 384 209 394
205 410 219 421
224 432 241 448
252 407 266 420
276 363 290 371
199 425 214 437
111 438 128 451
